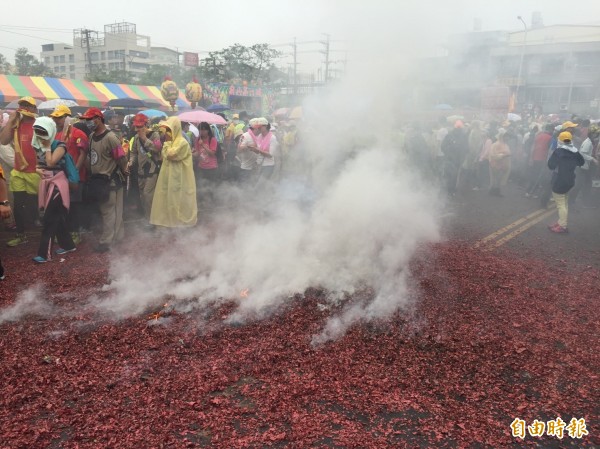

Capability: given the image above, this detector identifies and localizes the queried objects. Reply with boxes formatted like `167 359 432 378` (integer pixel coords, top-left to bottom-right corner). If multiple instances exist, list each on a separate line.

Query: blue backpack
51 140 80 184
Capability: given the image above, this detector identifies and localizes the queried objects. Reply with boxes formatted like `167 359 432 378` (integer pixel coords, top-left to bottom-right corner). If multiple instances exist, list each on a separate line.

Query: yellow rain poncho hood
149 116 197 227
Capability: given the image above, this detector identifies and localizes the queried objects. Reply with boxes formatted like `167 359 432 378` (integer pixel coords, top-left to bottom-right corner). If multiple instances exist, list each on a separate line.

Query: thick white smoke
0 284 53 324
96 58 443 340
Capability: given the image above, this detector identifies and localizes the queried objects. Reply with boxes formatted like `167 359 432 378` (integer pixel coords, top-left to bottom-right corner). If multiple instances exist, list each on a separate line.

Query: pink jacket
38 170 70 211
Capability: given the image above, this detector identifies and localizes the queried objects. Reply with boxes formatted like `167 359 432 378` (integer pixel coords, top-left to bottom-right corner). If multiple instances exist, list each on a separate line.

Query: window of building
107 51 114 59
60 66 66 73
101 51 106 60
59 55 65 63
53 56 59 64
70 65 75 72
527 57 541 75
571 86 594 102
44 57 50 64
541 56 566 74
69 54 74 63
90 52 99 61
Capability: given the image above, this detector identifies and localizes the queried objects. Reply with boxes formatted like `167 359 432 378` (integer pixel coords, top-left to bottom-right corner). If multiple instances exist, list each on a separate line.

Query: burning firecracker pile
0 241 598 448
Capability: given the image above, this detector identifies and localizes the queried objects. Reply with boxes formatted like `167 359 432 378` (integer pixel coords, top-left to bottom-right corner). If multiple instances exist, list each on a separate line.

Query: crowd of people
1 95 599 280
405 116 598 233
0 97 300 278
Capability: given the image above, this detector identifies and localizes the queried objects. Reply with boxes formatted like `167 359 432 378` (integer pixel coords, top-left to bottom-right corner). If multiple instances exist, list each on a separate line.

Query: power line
0 27 67 44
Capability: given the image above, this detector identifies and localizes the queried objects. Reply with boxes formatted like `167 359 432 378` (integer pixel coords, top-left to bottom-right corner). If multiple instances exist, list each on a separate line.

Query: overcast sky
1 0 598 76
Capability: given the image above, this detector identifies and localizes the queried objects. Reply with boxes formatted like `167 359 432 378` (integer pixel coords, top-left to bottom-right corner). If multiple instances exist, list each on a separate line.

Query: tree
137 64 197 87
199 43 281 84
14 48 53 76
86 68 136 84
0 53 11 74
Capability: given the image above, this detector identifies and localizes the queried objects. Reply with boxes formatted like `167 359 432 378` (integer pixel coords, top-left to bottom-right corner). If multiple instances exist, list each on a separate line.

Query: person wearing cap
49 105 72 131
51 105 89 244
546 131 585 233
150 117 197 228
540 121 580 208
129 113 162 224
245 117 280 185
0 96 40 247
236 118 260 184
80 107 129 252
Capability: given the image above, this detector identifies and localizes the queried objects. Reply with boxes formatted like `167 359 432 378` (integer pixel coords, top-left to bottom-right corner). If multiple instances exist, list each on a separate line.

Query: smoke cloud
0 284 53 325
0 11 444 341
97 41 443 341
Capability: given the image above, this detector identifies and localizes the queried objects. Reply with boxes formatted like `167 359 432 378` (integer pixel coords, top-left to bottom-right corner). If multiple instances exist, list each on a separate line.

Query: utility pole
293 37 297 95
515 16 527 111
321 33 330 84
81 29 93 77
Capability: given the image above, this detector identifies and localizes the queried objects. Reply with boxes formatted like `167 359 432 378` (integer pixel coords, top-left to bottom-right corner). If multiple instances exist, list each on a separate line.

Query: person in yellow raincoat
150 117 197 227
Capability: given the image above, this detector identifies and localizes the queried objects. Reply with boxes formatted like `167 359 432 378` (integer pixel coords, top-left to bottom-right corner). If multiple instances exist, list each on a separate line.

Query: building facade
40 22 178 81
414 20 600 118
492 25 600 116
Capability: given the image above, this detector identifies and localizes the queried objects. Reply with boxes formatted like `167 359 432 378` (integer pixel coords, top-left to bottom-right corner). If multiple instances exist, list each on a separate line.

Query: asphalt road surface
444 182 600 270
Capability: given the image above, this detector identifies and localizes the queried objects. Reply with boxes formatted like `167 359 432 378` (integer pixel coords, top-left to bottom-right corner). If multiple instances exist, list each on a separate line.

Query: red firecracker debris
0 241 598 448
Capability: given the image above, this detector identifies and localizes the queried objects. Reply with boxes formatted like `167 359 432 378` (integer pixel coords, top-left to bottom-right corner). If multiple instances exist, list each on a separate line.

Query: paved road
445 182 600 269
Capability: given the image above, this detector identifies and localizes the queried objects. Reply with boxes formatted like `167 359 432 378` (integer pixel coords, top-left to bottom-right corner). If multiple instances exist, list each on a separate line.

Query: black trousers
12 191 38 234
526 160 545 194
38 189 75 259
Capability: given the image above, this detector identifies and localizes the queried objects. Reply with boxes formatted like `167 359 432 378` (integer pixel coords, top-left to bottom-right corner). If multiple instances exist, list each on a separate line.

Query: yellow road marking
473 208 548 249
483 209 557 250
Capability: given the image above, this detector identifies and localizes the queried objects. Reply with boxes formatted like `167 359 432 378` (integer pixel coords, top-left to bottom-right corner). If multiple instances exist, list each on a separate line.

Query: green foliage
86 43 281 87
200 43 281 84
0 53 12 74
85 68 136 84
14 48 53 76
137 64 198 87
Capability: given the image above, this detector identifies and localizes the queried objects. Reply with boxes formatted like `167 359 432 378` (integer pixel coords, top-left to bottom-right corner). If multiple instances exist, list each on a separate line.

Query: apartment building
40 22 178 80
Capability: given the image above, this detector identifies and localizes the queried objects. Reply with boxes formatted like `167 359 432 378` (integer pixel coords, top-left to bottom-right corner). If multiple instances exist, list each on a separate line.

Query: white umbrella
38 99 79 110
507 113 522 122
188 123 199 138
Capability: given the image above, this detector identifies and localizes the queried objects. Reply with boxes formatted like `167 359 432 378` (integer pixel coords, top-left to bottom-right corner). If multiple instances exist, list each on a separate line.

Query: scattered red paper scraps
0 241 598 448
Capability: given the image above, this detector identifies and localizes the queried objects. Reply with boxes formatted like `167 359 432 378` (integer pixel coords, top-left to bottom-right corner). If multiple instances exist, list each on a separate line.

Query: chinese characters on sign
511 417 588 440
183 52 199 67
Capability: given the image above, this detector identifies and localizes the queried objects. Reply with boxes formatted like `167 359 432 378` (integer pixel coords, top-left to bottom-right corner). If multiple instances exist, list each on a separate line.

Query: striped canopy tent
0 75 189 109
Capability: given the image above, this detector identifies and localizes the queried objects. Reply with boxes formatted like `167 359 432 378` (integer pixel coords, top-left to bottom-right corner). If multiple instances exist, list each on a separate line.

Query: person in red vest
51 104 89 244
0 96 39 247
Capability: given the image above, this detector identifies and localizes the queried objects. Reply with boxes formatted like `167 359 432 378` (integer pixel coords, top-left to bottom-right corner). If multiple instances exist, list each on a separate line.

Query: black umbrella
106 98 147 109
206 103 230 113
